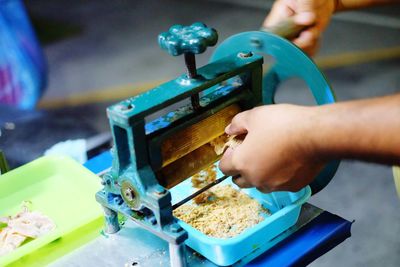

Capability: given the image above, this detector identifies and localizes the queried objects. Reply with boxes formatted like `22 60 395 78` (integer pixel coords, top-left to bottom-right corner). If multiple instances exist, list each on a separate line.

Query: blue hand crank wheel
210 30 340 194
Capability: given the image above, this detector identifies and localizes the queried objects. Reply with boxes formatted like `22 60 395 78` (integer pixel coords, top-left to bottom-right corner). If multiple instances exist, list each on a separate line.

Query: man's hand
219 95 400 193
263 0 398 56
219 104 326 192
263 0 336 56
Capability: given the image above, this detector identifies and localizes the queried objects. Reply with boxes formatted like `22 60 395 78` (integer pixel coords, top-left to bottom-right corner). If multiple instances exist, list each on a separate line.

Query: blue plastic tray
170 173 311 266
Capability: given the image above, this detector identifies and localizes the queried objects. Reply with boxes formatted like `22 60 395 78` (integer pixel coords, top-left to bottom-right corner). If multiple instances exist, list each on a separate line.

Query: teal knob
158 23 217 111
158 22 218 56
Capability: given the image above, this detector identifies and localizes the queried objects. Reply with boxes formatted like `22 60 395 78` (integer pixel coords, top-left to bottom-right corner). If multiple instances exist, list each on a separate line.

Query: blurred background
0 0 399 266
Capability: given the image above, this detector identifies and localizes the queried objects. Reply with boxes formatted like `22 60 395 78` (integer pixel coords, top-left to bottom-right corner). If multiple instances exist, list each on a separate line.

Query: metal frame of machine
96 22 340 267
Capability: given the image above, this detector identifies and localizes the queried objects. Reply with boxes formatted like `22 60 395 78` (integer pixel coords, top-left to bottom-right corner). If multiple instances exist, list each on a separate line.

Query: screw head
150 217 157 225
238 52 253 58
154 185 166 195
120 181 141 210
124 188 135 201
170 223 182 233
116 103 134 112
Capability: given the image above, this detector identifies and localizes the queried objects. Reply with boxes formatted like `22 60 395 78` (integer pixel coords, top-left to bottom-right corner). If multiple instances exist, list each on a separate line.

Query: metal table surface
49 152 352 267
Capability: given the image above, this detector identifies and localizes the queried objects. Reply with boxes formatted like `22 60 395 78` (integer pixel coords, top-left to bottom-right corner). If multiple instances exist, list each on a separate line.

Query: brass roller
155 104 242 188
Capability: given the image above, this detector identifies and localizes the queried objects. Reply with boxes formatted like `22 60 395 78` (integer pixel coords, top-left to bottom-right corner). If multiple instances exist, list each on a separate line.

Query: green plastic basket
0 156 103 266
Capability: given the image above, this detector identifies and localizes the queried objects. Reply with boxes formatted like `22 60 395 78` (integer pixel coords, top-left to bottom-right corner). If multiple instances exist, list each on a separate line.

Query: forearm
309 94 400 165
335 0 399 12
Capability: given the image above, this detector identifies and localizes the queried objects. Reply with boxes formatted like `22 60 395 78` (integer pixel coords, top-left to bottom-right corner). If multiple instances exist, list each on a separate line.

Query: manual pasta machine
96 21 340 267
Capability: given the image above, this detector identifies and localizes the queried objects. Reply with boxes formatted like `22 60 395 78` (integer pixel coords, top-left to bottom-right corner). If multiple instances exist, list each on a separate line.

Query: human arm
263 0 399 55
334 0 398 11
219 93 400 192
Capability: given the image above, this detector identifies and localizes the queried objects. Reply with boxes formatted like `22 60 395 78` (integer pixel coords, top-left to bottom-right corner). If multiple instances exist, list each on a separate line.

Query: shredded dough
174 185 270 238
0 206 55 257
209 134 242 156
177 133 267 238
191 165 217 204
191 134 244 204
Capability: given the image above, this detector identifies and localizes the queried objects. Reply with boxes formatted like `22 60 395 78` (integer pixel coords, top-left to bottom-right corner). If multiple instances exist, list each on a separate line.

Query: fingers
219 142 254 190
293 27 320 56
220 111 252 175
256 186 272 194
219 147 253 189
232 176 253 188
233 176 273 193
225 111 250 135
262 0 324 56
262 0 294 29
219 147 239 176
293 12 316 26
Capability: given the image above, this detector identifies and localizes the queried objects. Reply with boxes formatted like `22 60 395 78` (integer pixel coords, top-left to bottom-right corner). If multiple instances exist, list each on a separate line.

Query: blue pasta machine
96 21 340 267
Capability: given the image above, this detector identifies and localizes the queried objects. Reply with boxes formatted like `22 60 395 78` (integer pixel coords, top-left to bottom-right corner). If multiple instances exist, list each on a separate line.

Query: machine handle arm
260 18 307 40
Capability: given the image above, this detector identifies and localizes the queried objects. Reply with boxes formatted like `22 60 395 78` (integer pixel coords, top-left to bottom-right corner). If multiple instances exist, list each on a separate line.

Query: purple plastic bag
0 0 46 109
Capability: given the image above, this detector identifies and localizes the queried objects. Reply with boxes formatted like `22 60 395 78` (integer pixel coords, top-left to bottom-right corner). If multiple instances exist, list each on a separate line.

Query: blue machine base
84 152 352 266
245 211 352 266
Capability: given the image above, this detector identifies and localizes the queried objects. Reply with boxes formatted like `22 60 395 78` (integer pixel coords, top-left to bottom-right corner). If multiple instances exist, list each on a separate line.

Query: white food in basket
0 206 56 256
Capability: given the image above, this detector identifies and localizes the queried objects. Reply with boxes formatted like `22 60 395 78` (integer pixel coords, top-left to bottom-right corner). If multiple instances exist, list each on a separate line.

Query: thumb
293 1 317 26
293 12 316 26
225 110 250 135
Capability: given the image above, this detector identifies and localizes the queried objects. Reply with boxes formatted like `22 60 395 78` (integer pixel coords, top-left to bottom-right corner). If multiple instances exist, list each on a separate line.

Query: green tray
0 156 103 266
